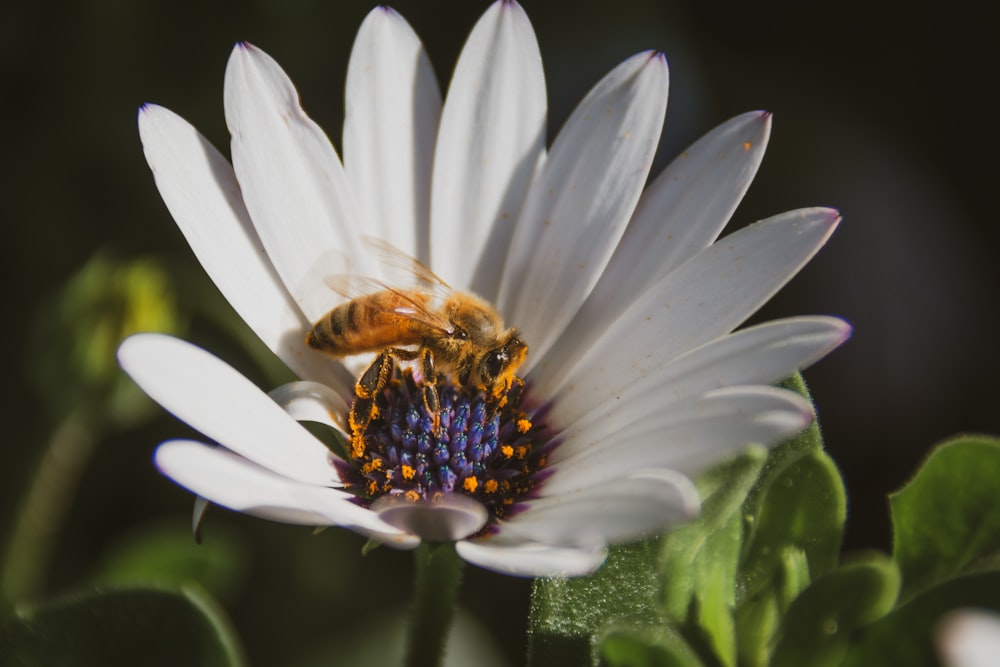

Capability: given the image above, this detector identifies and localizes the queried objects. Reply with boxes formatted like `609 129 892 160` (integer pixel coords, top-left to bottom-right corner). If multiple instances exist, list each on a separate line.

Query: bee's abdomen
307 293 424 357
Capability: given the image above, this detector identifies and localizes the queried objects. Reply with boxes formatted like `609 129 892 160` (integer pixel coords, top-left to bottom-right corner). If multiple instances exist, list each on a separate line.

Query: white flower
937 609 1000 667
119 1 849 577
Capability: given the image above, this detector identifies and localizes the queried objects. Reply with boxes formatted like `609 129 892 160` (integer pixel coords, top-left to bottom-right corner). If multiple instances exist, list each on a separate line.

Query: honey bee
306 238 528 444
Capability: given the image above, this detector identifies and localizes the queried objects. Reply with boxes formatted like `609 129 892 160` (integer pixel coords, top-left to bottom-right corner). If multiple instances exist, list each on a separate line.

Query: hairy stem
402 542 466 667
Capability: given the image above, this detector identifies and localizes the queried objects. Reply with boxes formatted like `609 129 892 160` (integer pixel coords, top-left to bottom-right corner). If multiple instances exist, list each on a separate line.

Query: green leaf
739 449 846 605
529 539 665 667
660 447 768 667
602 628 705 667
0 585 244 667
891 435 1000 598
738 375 826 538
733 583 781 667
842 570 1000 667
770 554 900 667
762 374 825 466
95 521 247 602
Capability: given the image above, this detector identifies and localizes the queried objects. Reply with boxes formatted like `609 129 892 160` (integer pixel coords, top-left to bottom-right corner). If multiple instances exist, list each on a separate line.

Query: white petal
531 111 771 379
156 440 418 549
550 315 850 430
118 334 341 486
224 43 367 323
533 207 840 399
938 609 1000 667
500 51 669 367
344 7 441 263
456 537 607 578
502 469 699 546
137 105 351 392
430 0 546 299
371 493 487 542
268 381 349 431
541 386 813 495
625 110 772 279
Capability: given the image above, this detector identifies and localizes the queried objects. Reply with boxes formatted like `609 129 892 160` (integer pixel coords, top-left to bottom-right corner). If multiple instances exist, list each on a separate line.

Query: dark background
4 1 998 663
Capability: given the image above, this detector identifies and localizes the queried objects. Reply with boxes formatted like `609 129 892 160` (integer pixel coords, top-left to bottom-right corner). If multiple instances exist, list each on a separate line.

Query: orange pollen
405 490 420 502
401 464 415 480
463 476 479 493
501 445 514 459
351 435 366 460
484 479 499 494
517 418 532 433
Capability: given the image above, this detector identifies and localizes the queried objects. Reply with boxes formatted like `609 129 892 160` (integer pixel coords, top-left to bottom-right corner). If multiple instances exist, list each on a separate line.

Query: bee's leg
349 350 394 458
355 349 395 401
417 348 441 434
485 376 521 421
388 347 419 363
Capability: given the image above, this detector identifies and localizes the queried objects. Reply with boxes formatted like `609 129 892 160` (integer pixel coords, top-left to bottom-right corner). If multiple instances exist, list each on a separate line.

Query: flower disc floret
337 370 546 530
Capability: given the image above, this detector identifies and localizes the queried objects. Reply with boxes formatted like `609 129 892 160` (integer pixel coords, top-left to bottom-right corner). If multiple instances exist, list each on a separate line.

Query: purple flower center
335 370 548 525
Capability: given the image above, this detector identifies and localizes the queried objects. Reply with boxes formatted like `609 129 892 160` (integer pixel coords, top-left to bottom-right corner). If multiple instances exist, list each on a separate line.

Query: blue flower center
335 370 547 524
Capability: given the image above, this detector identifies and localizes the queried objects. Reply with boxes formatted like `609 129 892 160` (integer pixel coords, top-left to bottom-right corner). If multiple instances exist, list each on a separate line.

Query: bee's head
477 330 527 392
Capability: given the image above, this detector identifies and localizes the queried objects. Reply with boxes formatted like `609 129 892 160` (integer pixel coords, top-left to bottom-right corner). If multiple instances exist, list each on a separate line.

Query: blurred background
3 0 998 664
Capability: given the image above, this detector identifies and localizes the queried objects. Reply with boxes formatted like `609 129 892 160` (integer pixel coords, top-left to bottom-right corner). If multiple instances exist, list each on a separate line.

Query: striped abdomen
306 290 428 357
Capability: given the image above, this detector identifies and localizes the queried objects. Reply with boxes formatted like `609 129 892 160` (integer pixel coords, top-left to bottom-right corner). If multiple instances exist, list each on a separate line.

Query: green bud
27 252 184 426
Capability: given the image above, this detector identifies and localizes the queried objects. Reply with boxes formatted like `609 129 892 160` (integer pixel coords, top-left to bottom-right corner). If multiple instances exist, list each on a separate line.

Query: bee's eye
451 327 469 340
482 349 508 381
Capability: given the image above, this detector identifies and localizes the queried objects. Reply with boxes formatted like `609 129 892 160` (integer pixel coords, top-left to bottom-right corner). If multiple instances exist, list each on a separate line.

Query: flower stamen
335 368 546 534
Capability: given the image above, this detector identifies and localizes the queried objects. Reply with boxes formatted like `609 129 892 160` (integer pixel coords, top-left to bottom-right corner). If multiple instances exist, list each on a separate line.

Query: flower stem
2 408 98 610
403 542 465 667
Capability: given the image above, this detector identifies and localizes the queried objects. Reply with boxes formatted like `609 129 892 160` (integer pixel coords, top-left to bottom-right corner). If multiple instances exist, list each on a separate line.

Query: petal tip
230 41 260 63
833 318 854 344
116 331 153 367
369 5 399 20
826 209 844 233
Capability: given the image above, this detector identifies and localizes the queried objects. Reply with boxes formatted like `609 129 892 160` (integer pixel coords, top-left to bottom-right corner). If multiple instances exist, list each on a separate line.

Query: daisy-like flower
120 1 849 577
937 609 1000 667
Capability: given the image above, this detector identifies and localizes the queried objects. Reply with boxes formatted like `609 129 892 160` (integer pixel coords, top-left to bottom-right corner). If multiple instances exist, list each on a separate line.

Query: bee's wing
322 274 455 336
323 273 391 301
360 235 454 303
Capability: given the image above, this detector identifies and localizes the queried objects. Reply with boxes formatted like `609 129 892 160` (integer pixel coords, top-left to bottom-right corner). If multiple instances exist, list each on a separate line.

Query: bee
306 238 528 446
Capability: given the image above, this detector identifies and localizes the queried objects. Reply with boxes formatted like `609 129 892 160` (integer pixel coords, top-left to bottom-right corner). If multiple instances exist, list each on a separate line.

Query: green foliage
602 628 705 667
660 448 768 667
842 571 1000 666
0 585 244 667
769 554 900 667
739 449 845 598
891 435 1000 599
94 521 248 602
734 449 846 665
529 539 667 666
